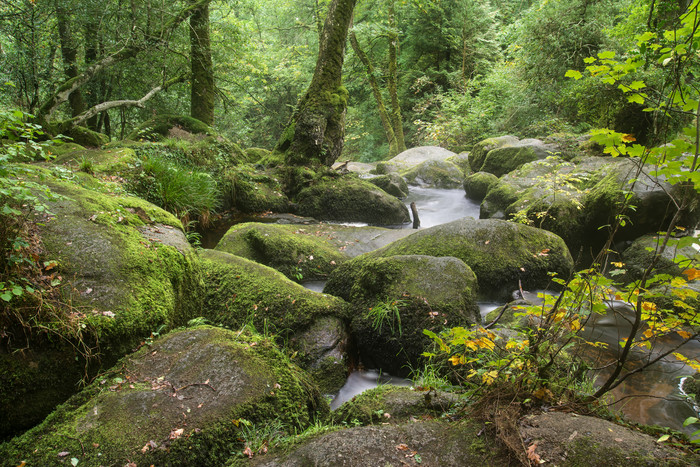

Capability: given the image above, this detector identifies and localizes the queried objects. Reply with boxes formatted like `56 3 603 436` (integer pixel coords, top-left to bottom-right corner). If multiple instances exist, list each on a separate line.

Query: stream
204 185 698 436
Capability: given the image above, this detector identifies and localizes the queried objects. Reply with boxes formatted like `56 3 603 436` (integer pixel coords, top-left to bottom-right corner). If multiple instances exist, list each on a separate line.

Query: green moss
50 147 138 175
0 326 328 466
57 124 109 147
219 165 290 213
480 145 550 177
245 147 271 163
469 136 519 172
464 171 499 200
215 222 347 280
199 249 349 338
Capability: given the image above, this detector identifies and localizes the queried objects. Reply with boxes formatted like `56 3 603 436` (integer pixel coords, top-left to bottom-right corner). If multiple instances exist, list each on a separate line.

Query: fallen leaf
396 444 409 451
243 446 254 458
57 452 70 457
527 443 542 464
169 428 184 440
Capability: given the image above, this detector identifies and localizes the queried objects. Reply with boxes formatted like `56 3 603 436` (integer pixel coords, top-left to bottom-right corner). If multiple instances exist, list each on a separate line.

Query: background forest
0 0 688 160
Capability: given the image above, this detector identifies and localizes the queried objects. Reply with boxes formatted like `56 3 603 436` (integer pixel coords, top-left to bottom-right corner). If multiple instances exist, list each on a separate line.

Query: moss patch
215 222 347 281
401 160 464 188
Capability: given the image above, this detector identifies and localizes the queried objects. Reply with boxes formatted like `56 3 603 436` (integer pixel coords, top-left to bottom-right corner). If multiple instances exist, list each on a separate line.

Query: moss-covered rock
479 139 556 177
464 171 499 200
620 234 700 283
59 125 109 147
50 146 138 175
251 420 510 466
447 152 472 176
0 326 328 466
0 174 204 437
214 222 347 281
288 316 348 394
199 249 349 338
469 135 519 172
368 173 409 198
384 146 456 172
127 114 213 141
245 147 272 163
324 254 479 375
220 166 291 213
332 386 460 426
296 176 410 225
363 218 574 300
401 160 464 188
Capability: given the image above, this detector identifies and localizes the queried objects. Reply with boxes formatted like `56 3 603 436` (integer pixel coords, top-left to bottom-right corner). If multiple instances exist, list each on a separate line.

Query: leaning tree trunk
276 0 357 166
190 0 214 126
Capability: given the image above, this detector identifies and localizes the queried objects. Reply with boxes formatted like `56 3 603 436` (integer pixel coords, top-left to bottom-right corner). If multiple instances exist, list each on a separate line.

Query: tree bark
190 1 215 125
276 0 358 166
54 0 85 117
387 0 406 153
349 28 399 156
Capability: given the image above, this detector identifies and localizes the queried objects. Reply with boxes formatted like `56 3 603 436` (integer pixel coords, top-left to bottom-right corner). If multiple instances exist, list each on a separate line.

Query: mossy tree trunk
349 28 399 156
190 1 215 126
387 0 406 153
276 0 357 167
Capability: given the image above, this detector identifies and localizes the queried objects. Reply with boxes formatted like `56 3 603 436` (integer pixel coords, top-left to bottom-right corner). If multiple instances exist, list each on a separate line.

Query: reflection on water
402 187 480 229
330 369 412 410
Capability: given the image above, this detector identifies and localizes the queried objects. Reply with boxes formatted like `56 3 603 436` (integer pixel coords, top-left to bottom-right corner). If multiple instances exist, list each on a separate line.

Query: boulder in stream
296 176 410 225
368 173 409 198
214 222 347 281
401 159 464 188
383 146 456 172
324 254 480 376
364 217 574 300
0 326 328 466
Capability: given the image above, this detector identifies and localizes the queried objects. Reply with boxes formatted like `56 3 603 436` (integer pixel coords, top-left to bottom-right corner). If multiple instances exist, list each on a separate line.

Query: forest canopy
0 0 693 161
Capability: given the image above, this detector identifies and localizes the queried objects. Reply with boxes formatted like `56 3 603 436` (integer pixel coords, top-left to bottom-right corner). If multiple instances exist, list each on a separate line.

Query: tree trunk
276 0 357 166
349 29 399 156
54 0 85 117
190 1 215 125
387 0 406 153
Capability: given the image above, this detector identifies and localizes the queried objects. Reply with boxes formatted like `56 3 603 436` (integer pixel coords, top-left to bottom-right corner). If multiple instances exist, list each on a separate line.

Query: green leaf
657 434 670 443
628 94 645 105
565 70 582 80
683 417 699 427
598 51 615 60
71 458 79 466
628 81 646 90
1 292 12 302
583 57 597 64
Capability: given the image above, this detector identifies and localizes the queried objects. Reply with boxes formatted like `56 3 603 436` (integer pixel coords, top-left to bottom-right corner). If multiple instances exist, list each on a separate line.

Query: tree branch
65 73 190 127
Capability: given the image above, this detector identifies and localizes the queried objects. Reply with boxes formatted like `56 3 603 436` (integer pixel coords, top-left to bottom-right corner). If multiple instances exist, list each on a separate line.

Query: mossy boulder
220 166 291 213
127 114 213 141
251 420 510 466
479 138 556 177
0 326 328 466
401 160 464 188
332 386 460 426
295 176 410 225
324 254 480 375
50 146 138 175
214 222 347 281
288 316 349 394
368 173 409 198
447 152 472 176
199 249 349 338
0 174 203 437
363 218 574 300
245 147 272 162
464 171 499 200
620 234 700 283
384 146 456 172
59 125 109 147
468 135 519 172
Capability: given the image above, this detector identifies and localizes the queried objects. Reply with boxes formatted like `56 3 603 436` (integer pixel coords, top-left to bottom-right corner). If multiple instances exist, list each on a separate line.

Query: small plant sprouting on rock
366 298 406 336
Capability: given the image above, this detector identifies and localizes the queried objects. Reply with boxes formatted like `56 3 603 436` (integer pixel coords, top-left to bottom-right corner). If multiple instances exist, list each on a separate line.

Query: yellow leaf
482 370 499 385
641 301 657 311
448 355 464 366
621 134 637 142
677 330 692 339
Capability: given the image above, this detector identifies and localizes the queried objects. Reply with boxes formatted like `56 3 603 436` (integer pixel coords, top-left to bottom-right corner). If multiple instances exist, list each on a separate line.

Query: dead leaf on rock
527 443 543 464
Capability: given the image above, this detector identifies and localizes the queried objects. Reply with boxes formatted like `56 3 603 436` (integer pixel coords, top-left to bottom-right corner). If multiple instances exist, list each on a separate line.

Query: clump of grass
78 156 94 174
127 155 219 227
366 298 405 336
